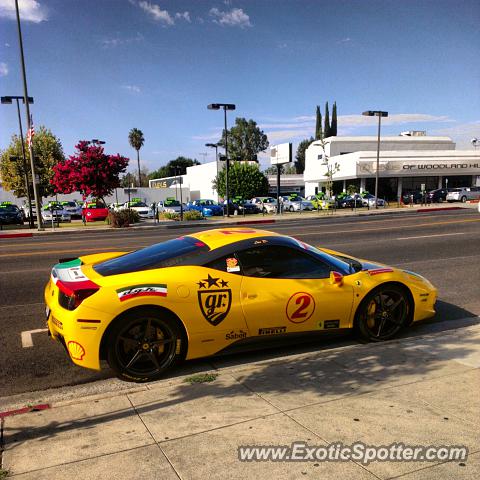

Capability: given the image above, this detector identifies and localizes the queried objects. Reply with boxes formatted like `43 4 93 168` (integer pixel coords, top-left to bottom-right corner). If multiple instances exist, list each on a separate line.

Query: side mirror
329 271 344 286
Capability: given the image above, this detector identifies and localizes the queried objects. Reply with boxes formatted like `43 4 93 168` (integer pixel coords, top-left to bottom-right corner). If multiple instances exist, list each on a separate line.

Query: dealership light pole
362 110 388 208
207 103 236 216
206 142 221 203
1 95 34 227
14 0 43 229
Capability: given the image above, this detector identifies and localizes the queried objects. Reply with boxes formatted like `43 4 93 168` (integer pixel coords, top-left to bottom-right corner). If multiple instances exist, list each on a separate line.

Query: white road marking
396 232 466 240
21 329 48 348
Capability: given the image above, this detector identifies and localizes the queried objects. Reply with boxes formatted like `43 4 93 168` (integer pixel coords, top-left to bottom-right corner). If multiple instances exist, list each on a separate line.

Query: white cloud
191 131 222 141
175 11 191 23
138 1 174 25
209 7 252 28
122 85 141 94
0 0 48 23
431 121 480 149
101 32 144 48
0 62 8 77
5 43 10 47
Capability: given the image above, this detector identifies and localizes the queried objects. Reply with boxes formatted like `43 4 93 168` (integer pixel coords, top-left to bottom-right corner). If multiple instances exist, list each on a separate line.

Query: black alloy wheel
356 285 410 342
107 311 183 382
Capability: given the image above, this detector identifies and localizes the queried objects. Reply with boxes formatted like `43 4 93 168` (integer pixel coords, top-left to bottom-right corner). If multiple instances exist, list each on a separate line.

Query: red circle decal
286 292 316 323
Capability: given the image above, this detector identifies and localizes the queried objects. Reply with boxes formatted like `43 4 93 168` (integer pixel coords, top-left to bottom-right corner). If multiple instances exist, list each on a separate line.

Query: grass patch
0 468 9 479
184 373 218 384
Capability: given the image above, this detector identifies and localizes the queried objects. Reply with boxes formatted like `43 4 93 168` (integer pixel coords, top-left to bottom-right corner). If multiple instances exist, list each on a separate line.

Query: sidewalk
1 323 479 479
0 203 472 238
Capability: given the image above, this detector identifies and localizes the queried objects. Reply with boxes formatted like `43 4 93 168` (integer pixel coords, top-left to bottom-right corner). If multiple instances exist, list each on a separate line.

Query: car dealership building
304 133 480 200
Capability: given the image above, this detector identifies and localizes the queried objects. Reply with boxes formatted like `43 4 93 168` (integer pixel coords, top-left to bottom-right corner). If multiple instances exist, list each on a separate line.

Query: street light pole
207 103 236 217
362 110 388 209
15 0 43 230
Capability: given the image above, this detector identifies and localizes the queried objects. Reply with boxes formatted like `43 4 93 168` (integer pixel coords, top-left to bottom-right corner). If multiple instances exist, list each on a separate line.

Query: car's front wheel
461 196 467 203
355 285 410 342
106 309 184 382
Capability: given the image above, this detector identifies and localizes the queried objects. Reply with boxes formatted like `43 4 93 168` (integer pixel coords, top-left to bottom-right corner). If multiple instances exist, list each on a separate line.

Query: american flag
26 115 35 148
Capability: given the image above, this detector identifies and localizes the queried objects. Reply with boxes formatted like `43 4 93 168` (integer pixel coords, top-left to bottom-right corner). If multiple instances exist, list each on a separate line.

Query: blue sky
1 0 479 173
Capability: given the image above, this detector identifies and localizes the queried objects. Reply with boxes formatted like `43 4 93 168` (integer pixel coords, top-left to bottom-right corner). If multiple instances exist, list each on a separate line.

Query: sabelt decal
225 330 247 340
117 284 167 301
258 326 287 335
368 268 394 276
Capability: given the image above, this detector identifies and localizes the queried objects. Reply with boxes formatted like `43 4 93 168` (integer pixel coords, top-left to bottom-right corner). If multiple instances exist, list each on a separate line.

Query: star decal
220 280 229 287
197 281 206 289
205 274 220 288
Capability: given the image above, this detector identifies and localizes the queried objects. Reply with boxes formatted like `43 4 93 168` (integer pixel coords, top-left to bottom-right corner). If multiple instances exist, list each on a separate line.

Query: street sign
270 143 292 165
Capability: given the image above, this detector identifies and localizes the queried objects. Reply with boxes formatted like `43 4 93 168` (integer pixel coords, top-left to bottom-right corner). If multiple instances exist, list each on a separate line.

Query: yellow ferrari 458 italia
45 228 437 382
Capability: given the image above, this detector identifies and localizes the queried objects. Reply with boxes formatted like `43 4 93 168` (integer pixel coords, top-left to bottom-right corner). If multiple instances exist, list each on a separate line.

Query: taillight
57 280 99 310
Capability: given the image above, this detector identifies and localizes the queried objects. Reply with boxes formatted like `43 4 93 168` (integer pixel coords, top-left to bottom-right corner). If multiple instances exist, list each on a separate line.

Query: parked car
446 187 480 203
402 191 425 205
42 204 71 223
281 195 314 212
305 194 328 209
223 199 261 215
122 200 154 219
60 201 83 219
187 199 223 217
360 193 387 208
250 197 279 213
157 198 183 214
335 195 365 209
109 202 123 211
82 201 109 222
426 188 449 203
0 202 24 225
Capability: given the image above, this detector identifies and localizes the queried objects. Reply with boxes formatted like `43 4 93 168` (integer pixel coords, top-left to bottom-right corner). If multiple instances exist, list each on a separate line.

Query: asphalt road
1 209 479 398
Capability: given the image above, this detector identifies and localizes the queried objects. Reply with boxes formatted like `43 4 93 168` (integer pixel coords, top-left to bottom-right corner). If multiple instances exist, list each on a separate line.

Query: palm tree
128 128 145 186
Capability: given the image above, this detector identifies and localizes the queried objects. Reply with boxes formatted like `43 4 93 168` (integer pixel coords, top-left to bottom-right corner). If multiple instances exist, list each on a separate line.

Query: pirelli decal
116 284 167 302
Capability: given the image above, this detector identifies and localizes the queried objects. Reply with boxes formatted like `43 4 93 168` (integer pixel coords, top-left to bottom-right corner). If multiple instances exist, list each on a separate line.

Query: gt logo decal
286 292 315 324
197 275 232 326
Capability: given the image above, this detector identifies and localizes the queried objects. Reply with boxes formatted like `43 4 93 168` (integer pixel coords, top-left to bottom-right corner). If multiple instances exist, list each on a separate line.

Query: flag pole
15 0 43 230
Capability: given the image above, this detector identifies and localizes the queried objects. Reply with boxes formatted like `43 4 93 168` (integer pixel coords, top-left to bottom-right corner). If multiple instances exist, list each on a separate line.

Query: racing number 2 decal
286 292 315 323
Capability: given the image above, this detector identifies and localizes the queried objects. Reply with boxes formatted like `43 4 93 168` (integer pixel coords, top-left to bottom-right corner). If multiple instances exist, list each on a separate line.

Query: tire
461 196 467 203
289 206 294 212
355 284 410 342
106 309 185 382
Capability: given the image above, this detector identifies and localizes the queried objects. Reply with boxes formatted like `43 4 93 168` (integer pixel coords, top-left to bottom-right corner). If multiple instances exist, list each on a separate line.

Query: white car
42 204 71 222
250 197 279 213
122 200 154 218
361 194 388 208
446 187 480 203
60 201 83 219
157 199 183 214
281 196 314 212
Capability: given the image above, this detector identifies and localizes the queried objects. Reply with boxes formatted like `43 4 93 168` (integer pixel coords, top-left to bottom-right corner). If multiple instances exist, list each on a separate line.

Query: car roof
190 227 281 250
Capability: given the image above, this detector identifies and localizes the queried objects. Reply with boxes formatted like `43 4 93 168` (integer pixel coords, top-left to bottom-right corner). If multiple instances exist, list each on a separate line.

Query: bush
107 209 140 228
183 210 204 221
160 212 180 221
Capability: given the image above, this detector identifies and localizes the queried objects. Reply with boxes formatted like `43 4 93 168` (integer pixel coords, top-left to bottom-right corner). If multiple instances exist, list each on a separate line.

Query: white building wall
186 161 223 201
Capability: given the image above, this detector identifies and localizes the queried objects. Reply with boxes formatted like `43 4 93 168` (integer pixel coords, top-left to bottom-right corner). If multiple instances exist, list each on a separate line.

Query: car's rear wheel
461 196 467 203
106 310 184 382
355 285 410 342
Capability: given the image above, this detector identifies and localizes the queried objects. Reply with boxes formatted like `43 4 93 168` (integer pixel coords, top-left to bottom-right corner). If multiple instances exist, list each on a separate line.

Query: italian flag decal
116 284 168 302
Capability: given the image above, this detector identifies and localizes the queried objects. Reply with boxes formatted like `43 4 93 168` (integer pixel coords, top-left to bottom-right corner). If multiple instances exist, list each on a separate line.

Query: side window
237 245 331 279
205 254 241 274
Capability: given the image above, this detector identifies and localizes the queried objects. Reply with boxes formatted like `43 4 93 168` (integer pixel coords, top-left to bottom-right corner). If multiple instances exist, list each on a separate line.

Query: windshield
165 200 180 206
93 236 210 276
62 202 77 207
129 201 147 207
263 198 276 204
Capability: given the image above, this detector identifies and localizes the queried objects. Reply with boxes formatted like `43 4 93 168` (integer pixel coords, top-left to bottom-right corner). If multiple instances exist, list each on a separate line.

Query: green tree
128 128 144 187
315 105 323 140
324 101 331 138
0 126 64 198
213 162 269 200
331 101 338 136
148 157 200 179
120 172 137 188
219 117 269 162
346 184 358 195
317 138 340 198
295 137 314 174
263 164 297 175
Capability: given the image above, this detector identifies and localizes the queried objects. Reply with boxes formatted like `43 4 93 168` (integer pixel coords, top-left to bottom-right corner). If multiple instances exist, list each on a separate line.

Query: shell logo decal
68 341 86 360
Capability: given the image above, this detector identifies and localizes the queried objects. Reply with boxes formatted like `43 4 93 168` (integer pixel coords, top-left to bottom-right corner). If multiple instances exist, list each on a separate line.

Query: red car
82 201 109 222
